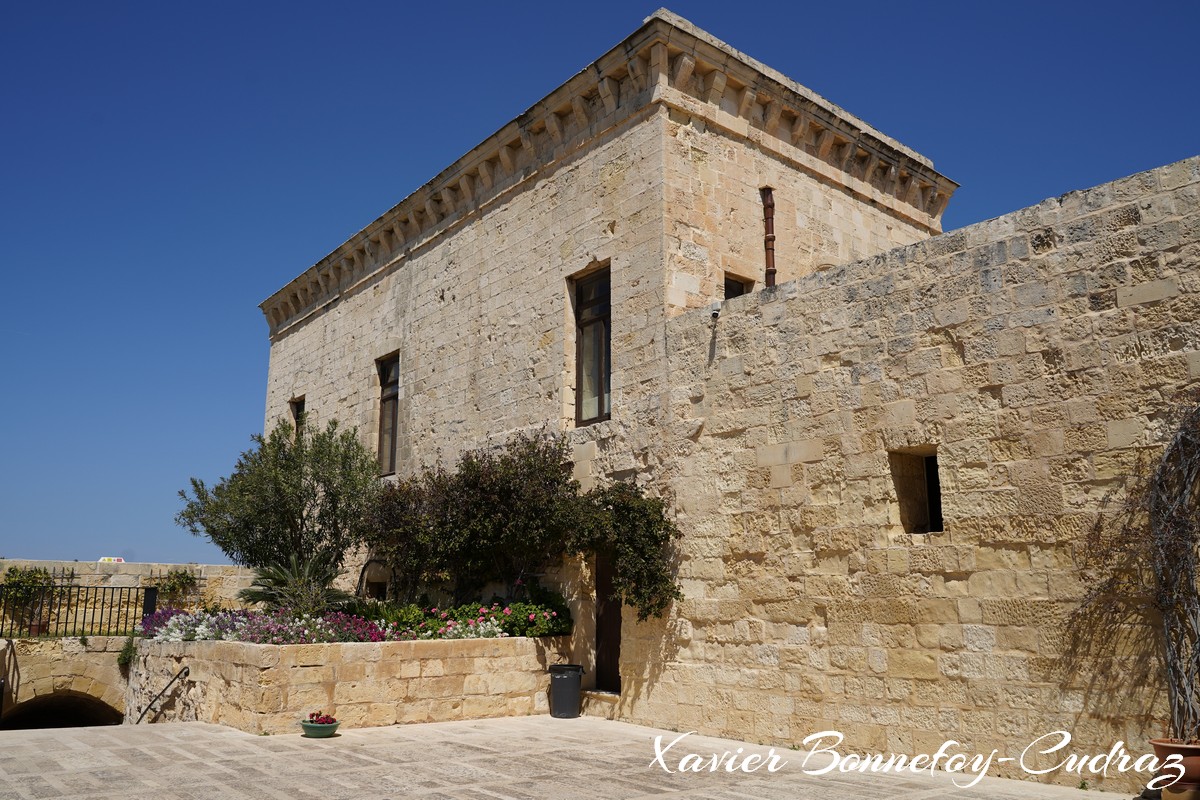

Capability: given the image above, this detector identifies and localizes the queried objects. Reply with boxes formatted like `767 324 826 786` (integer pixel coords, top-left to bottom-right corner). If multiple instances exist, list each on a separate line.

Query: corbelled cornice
261 9 958 337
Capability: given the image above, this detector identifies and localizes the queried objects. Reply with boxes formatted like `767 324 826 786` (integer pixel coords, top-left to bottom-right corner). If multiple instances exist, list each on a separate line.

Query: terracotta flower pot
1151 739 1200 787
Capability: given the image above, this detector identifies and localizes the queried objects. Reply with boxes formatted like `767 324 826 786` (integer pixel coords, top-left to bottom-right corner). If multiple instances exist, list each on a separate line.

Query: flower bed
142 600 569 644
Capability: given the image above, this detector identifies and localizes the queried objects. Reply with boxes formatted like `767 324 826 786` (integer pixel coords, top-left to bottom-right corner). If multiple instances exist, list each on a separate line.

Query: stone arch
1 689 122 729
1 636 129 726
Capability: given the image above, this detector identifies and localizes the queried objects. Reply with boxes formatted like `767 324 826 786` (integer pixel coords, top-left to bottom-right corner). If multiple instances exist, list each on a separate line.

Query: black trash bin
549 664 584 718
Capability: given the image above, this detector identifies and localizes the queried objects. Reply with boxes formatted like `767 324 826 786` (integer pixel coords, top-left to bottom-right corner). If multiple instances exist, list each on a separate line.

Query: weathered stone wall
569 156 1200 792
0 636 129 719
659 91 933 314
127 637 570 734
264 109 669 462
0 559 255 611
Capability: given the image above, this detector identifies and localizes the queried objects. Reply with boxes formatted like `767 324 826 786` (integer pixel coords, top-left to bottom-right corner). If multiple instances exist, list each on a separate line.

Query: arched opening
1 691 122 729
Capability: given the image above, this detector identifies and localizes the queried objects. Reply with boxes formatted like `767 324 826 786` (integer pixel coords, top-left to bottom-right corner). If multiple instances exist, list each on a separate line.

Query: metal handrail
135 665 189 723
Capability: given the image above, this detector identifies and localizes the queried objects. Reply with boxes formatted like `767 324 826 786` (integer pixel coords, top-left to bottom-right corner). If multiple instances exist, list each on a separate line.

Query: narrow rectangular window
378 356 400 475
575 268 611 426
289 397 305 436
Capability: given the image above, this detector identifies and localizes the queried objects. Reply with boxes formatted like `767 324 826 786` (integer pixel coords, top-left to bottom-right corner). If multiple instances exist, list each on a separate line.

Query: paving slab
0 716 1129 799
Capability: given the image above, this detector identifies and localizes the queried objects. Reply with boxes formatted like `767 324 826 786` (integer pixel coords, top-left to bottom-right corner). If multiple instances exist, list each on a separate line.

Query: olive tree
177 419 380 569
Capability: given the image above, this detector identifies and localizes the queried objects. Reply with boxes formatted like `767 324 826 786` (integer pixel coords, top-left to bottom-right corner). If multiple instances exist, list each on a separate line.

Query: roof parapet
261 10 957 337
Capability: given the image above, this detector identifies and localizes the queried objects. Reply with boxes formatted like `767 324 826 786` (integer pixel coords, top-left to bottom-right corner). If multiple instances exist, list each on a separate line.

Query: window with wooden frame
574 268 611 426
377 355 400 475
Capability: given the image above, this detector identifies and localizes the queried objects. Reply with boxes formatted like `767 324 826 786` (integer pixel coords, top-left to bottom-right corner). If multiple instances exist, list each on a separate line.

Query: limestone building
260 9 1200 790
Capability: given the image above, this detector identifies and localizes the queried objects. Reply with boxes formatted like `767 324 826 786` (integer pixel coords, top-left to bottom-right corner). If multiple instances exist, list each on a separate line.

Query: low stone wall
0 559 256 610
126 636 572 734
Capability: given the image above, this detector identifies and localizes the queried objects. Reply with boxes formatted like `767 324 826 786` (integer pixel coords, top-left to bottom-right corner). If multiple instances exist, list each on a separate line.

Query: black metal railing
0 585 157 638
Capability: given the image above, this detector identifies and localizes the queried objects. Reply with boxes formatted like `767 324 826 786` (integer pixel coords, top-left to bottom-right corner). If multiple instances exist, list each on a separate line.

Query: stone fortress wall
258 8 1200 791
574 154 1199 789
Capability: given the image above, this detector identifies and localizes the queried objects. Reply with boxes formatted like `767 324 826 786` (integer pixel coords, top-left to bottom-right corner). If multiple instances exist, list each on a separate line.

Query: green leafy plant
572 481 684 621
117 636 137 670
1 566 58 631
177 419 380 569
154 568 199 608
238 553 354 617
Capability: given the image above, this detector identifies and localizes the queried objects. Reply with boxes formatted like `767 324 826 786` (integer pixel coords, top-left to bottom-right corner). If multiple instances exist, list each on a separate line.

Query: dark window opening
724 274 752 299
574 268 611 426
378 355 400 475
888 450 944 533
289 397 305 436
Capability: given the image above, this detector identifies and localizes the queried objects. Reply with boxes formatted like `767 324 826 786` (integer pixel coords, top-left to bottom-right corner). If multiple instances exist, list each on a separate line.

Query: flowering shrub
141 607 187 637
152 609 249 642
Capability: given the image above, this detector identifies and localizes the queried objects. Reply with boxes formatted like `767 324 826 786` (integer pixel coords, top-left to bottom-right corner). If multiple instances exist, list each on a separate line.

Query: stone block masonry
127 637 571 734
573 155 1200 793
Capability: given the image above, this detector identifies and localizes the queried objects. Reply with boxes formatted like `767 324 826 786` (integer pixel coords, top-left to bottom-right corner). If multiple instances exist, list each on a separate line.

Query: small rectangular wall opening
289 396 306 435
724 273 753 299
888 449 943 533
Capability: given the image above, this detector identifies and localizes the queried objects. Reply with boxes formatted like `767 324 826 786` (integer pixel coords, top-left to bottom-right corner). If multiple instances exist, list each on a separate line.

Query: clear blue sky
1 1 1195 564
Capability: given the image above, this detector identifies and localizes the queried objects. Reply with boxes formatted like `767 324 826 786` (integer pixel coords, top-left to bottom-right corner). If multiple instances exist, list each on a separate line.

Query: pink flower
551 612 557 617
479 607 487 614
504 607 511 615
529 613 536 621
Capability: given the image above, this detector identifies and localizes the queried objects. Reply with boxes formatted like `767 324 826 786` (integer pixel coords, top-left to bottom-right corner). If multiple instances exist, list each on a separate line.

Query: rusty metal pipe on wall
760 187 776 288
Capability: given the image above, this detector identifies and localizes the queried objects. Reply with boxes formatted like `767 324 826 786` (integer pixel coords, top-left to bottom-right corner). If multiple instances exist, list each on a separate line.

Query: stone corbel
476 160 494 191
391 220 406 250
458 174 475 204
861 153 880 183
404 215 421 240
790 113 810 146
762 100 783 133
815 128 835 159
736 86 756 119
518 128 535 156
839 142 859 171
626 55 647 92
497 143 516 175
598 76 619 114
929 190 950 218
571 95 590 128
424 196 440 223
671 53 695 90
544 113 563 144
439 187 458 216
649 42 669 89
704 70 727 105
885 164 900 195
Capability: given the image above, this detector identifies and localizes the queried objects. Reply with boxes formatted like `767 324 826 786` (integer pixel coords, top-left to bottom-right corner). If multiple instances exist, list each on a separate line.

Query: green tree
176 419 380 569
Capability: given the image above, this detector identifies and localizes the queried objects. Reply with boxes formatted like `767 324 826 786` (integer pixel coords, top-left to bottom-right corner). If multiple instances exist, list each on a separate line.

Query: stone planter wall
126 636 571 734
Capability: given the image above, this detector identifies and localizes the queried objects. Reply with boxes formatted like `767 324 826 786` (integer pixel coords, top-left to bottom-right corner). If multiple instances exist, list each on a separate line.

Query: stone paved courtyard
0 716 1125 799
